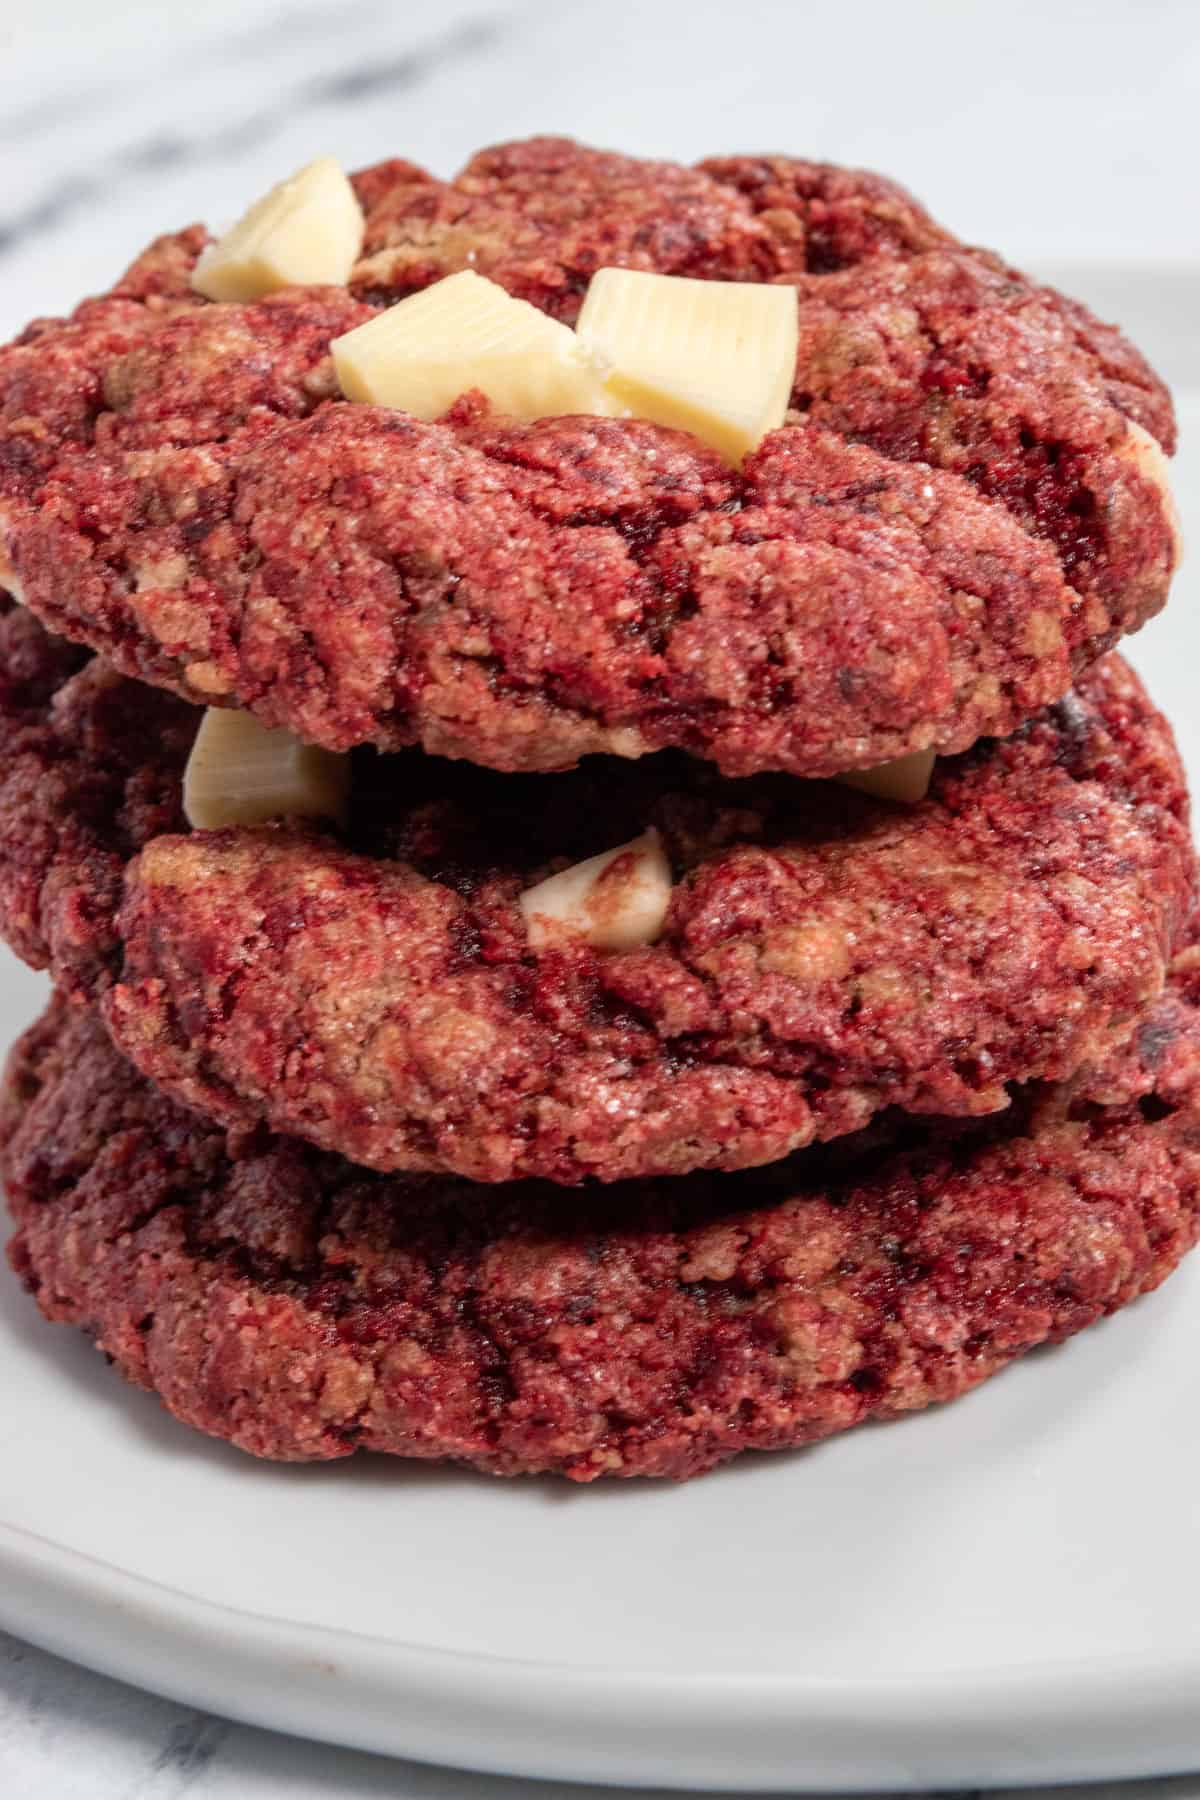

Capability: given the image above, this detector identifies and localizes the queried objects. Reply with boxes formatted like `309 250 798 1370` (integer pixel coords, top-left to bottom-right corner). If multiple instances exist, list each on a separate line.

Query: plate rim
3 1516 1200 1791
4 352 1200 1789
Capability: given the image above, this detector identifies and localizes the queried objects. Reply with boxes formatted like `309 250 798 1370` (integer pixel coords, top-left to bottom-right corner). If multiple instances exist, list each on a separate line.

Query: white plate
1 351 1199 1798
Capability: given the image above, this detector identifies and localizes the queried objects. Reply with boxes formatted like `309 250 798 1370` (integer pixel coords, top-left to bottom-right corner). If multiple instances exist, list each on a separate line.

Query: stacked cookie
0 138 1194 1481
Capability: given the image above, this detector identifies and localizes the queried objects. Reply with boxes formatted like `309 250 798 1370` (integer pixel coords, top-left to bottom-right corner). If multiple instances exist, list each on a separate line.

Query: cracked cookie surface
0 138 1179 777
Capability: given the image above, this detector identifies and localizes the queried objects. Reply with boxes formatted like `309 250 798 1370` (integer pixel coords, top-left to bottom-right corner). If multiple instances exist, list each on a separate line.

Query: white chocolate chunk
1117 420 1184 568
184 707 350 830
575 268 798 465
520 829 672 952
838 748 936 806
331 269 611 420
191 158 364 303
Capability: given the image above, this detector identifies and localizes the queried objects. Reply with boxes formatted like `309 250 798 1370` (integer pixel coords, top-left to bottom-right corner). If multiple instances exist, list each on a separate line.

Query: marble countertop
6 1620 1200 1799
2 0 1198 1792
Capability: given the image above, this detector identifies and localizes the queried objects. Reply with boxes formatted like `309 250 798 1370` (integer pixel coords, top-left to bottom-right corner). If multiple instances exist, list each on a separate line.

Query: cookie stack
0 138 1194 1482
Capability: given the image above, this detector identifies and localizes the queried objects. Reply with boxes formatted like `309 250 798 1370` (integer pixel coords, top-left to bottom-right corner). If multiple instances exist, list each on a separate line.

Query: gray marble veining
0 13 504 260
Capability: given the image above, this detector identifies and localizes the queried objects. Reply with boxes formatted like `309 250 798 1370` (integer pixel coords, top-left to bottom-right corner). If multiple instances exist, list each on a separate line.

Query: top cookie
0 137 1180 777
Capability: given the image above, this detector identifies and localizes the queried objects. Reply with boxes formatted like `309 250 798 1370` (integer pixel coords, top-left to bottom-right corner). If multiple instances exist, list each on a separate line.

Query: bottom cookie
5 974 1200 1482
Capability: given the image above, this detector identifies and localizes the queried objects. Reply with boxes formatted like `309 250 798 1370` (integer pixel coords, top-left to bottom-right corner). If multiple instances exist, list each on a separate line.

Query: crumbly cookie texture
0 138 1177 777
0 603 1191 1186
99 654 1198 1183
0 599 191 995
6 960 1200 1480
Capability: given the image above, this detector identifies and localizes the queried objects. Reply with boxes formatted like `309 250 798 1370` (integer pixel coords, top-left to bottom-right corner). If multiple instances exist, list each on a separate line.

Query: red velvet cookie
0 139 1179 778
6 952 1200 1481
0 602 1191 1186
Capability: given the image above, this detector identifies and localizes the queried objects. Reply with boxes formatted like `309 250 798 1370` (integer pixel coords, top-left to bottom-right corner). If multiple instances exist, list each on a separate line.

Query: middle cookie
0 603 1192 1186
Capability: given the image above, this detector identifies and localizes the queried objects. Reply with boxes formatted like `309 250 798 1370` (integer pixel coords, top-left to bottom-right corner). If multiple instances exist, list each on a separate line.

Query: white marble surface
8 1618 1200 1800
1 0 1199 1791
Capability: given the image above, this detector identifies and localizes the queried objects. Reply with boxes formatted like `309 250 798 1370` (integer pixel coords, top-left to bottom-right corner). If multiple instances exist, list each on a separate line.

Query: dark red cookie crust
0 599 192 996
0 138 1179 778
0 602 1191 1186
6 961 1200 1481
